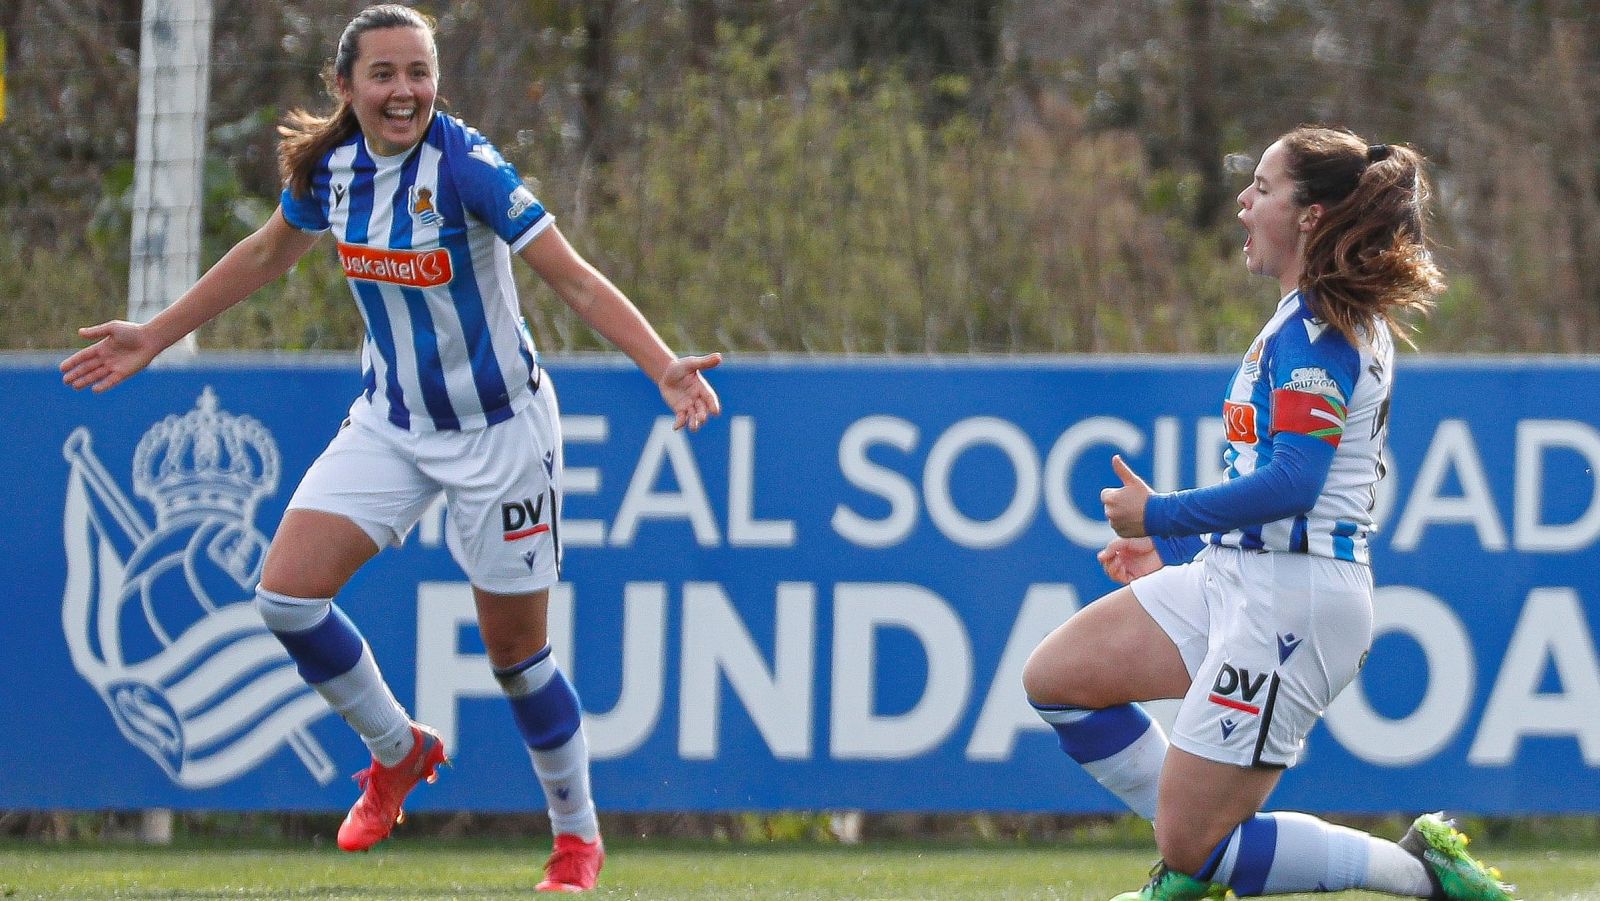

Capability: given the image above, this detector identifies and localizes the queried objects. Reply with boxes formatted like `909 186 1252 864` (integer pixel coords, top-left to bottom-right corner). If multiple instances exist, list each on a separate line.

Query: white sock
1207 811 1434 896
530 730 599 841
1032 703 1167 820
1079 724 1167 821
1364 837 1436 897
495 648 599 841
314 653 413 766
257 589 412 767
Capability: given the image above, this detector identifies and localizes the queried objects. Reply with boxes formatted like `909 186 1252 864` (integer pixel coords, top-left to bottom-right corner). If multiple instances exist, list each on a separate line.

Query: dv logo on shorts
1208 662 1268 717
502 495 550 542
60 388 337 789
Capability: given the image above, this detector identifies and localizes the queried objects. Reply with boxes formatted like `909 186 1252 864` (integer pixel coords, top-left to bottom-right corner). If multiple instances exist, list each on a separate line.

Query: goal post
128 0 214 362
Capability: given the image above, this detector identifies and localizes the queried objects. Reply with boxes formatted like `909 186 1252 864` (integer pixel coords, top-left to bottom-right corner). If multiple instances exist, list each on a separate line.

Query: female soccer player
61 5 720 892
1022 126 1517 901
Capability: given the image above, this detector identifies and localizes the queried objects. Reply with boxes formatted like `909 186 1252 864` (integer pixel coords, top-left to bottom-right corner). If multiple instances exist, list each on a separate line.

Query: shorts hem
470 574 560 596
1170 734 1294 770
285 502 401 549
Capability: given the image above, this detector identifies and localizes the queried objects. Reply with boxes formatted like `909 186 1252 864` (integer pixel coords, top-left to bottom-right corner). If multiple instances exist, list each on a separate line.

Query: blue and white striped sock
255 587 412 766
495 646 598 841
1201 812 1433 896
1031 702 1167 821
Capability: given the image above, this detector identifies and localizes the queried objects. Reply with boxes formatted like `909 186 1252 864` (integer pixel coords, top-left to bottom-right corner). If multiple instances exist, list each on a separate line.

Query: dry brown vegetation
3 1 1596 354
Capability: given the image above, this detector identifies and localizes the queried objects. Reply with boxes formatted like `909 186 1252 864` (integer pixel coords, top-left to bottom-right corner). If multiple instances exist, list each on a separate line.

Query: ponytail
278 104 358 198
1282 126 1445 346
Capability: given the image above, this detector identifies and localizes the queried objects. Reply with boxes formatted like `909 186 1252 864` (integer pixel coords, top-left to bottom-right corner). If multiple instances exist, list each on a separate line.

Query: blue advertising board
2 355 1597 813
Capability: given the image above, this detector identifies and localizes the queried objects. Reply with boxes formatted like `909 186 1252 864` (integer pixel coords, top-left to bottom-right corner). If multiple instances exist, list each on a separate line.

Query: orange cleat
336 723 448 852
536 833 605 892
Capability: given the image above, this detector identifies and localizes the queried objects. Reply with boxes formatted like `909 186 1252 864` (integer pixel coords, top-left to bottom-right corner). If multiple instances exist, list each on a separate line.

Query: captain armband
1269 388 1346 447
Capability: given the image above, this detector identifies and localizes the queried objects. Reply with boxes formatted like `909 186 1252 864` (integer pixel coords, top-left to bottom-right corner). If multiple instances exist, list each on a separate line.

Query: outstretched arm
61 208 318 392
519 224 722 431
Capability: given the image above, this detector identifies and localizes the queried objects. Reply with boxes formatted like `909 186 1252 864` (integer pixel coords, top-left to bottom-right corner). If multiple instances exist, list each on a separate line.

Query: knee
259 560 347 602
1022 643 1100 708
472 588 550 668
483 635 538 666
1024 649 1095 707
255 587 331 633
258 510 377 599
1020 645 1063 705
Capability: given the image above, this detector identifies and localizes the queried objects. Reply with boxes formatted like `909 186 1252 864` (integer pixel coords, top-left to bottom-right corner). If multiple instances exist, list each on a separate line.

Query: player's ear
1299 203 1324 232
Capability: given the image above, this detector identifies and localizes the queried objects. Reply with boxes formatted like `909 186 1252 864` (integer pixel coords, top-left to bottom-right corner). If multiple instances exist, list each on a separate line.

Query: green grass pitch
3 839 1598 899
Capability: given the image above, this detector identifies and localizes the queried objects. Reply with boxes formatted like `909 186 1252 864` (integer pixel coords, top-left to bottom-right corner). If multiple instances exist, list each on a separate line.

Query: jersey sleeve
453 128 554 252
1143 308 1356 538
279 183 329 233
1144 433 1334 536
1265 313 1360 446
1154 534 1207 565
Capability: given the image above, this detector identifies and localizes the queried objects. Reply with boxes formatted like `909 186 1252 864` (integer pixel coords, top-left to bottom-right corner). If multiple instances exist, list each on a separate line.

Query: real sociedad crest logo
60 388 336 788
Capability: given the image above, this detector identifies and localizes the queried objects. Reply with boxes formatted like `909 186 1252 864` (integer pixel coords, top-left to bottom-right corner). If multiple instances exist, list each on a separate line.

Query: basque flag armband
1269 388 1346 447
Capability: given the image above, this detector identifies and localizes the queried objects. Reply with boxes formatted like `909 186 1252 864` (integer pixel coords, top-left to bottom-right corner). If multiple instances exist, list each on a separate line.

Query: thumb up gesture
1100 454 1153 538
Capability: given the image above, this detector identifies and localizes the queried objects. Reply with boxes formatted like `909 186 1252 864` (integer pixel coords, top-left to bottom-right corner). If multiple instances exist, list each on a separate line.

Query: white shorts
287 374 564 595
1131 545 1373 768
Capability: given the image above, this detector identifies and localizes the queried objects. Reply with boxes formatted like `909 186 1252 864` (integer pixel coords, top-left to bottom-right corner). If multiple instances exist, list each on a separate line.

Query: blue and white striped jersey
1210 291 1394 563
281 112 553 432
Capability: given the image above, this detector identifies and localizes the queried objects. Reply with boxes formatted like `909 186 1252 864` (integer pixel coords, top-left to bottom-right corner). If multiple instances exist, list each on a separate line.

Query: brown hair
277 5 437 197
1280 125 1445 346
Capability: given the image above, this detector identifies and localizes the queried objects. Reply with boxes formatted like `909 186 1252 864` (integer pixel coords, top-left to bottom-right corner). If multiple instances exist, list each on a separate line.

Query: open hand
60 321 161 392
1096 536 1163 584
659 352 723 431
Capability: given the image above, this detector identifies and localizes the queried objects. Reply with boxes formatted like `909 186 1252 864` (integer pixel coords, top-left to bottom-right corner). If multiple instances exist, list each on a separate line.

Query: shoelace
351 767 399 815
545 845 594 882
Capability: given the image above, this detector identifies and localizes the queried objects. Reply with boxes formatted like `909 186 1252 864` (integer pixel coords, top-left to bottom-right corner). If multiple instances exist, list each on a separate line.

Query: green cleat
1109 862 1232 901
1398 813 1518 901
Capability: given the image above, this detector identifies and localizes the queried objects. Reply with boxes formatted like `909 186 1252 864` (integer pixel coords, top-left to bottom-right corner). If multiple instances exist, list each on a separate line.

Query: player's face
339 26 438 157
1236 140 1313 295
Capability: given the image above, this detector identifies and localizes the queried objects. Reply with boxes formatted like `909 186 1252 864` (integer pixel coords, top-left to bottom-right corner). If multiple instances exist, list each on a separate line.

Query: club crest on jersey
59 389 336 788
1223 399 1258 443
1243 338 1264 377
337 242 453 288
409 185 443 228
